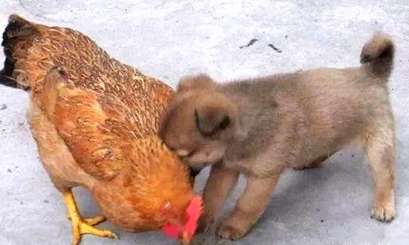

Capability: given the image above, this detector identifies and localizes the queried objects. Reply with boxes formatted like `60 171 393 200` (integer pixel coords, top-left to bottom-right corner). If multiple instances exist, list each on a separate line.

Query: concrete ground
1 0 409 244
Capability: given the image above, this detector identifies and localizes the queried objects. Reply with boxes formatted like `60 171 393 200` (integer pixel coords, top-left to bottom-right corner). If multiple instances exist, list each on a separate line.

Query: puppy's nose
176 149 191 157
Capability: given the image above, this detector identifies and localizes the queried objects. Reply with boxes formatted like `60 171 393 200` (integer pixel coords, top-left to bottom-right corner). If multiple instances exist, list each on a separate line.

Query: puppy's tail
360 32 394 79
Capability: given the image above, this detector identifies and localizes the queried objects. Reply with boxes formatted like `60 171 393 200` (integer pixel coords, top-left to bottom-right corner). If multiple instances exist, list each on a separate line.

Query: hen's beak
181 231 192 245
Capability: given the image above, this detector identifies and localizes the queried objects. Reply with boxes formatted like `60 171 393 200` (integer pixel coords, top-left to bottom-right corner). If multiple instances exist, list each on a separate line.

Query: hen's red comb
183 196 203 240
161 196 203 241
162 223 181 239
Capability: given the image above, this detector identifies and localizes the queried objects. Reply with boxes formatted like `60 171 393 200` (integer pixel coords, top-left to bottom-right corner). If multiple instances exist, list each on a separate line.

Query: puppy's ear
194 99 234 137
177 73 215 92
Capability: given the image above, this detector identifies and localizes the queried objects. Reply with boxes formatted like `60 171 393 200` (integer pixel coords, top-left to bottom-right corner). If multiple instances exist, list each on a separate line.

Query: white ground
1 1 409 245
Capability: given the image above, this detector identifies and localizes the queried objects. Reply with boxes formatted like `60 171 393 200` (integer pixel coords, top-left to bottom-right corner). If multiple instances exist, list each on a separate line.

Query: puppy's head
160 74 239 173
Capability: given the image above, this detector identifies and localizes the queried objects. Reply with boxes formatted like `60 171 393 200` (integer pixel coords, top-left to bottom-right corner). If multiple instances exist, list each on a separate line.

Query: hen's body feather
1 14 196 237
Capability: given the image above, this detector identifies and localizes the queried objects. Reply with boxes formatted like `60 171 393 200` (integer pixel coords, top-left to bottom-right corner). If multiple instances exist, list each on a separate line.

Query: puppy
160 33 396 240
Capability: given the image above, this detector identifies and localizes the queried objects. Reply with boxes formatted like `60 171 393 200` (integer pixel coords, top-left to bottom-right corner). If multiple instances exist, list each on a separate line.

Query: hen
1 15 201 245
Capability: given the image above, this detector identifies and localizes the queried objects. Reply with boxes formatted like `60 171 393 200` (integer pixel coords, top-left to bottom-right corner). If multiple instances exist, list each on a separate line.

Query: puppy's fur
160 33 396 240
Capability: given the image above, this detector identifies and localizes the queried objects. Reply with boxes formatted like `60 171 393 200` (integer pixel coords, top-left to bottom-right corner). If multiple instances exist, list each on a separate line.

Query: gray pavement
1 1 409 244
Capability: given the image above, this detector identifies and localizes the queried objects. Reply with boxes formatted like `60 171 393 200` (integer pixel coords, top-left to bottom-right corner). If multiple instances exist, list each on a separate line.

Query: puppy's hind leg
364 121 396 222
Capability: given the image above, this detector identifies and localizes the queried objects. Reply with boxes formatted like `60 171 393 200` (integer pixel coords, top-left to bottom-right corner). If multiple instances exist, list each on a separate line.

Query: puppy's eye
218 115 230 130
194 109 231 137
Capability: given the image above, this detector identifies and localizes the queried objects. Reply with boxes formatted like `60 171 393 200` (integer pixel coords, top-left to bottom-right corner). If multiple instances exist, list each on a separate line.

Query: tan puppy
159 33 396 241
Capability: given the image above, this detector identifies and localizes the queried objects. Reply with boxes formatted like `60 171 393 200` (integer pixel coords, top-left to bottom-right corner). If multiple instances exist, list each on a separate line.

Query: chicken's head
161 195 203 244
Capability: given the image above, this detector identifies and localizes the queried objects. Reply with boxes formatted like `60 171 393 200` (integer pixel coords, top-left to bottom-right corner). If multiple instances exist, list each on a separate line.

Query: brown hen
1 15 201 245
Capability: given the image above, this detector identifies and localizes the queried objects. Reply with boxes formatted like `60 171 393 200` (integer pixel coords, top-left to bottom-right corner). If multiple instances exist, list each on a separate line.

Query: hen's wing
38 67 138 181
2 15 173 135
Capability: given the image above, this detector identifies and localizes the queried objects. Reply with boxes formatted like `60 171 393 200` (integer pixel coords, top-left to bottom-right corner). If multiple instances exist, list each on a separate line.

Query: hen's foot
67 215 107 226
63 191 118 245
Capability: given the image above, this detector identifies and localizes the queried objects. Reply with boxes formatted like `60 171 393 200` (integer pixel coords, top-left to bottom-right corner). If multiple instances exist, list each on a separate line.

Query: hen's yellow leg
63 191 118 245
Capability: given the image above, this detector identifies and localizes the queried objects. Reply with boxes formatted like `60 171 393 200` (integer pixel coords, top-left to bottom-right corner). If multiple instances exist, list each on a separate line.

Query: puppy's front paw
216 207 260 240
371 204 395 222
217 223 247 241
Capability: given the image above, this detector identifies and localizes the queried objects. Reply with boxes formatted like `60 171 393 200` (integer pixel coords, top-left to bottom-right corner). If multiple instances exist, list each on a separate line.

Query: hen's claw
67 215 107 226
83 216 107 226
71 219 118 245
63 191 118 245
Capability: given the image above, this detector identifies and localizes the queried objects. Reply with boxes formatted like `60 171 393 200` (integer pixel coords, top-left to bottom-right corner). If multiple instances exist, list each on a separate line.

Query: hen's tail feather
360 32 394 79
1 14 38 89
0 75 18 88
